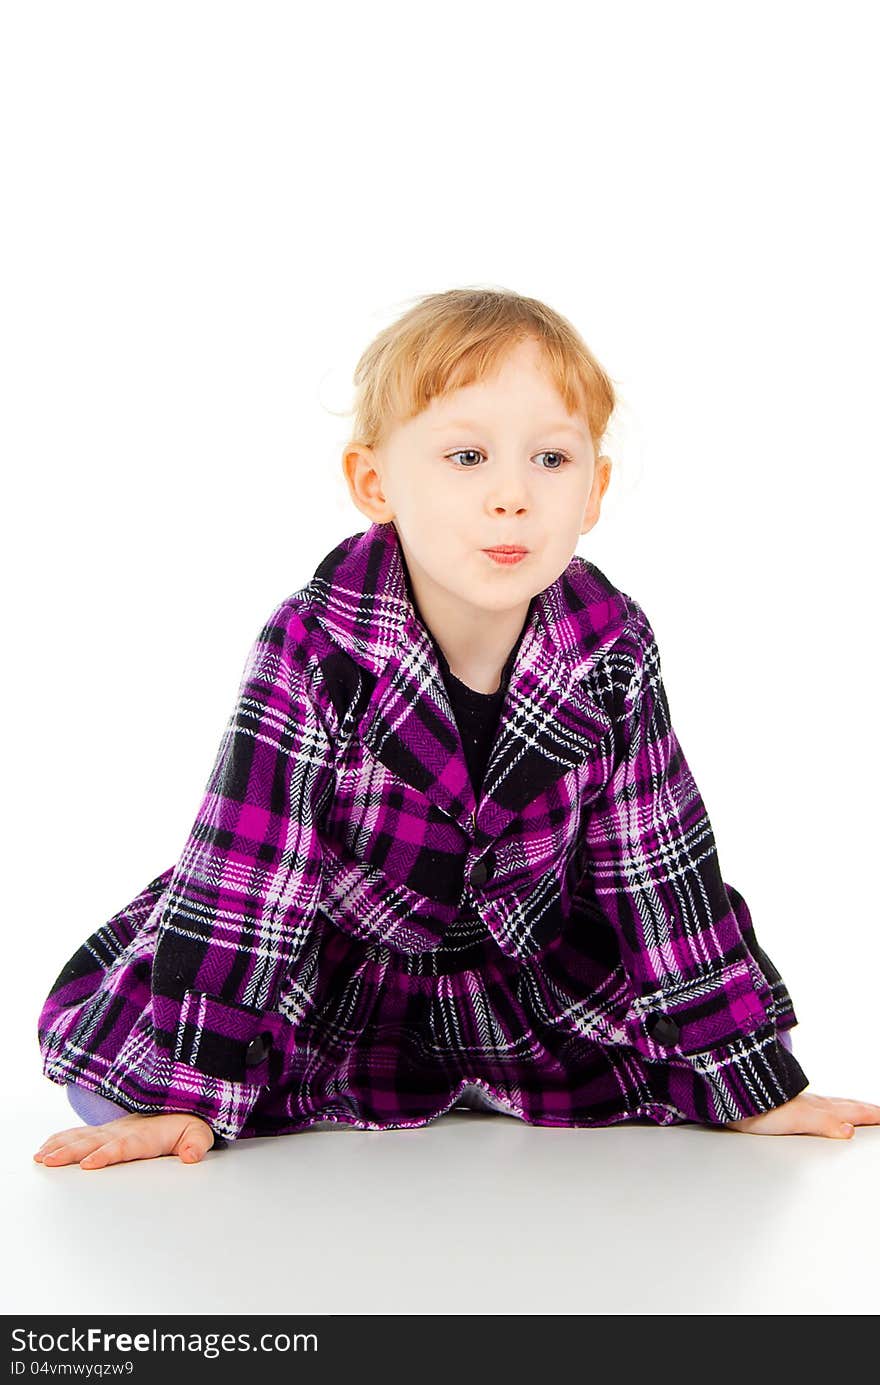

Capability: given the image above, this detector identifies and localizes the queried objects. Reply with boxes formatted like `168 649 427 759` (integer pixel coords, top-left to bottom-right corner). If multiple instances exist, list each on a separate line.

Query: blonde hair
345 286 617 454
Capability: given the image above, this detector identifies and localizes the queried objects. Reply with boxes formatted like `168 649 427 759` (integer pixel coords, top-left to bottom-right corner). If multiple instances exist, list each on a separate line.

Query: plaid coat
38 520 809 1143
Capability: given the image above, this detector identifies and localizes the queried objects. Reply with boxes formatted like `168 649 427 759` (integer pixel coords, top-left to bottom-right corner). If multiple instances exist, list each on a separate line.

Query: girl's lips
482 549 528 566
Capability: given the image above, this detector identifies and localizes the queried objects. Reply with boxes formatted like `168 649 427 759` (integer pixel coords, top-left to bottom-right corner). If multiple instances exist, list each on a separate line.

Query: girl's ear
580 455 613 535
341 443 395 524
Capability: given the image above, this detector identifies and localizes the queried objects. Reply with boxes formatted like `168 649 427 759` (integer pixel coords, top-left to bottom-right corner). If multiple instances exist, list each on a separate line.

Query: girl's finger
806 1095 880 1132
834 1102 880 1126
35 1137 83 1159
814 1108 855 1139
177 1136 213 1163
80 1135 146 1169
39 1135 104 1165
175 1120 214 1163
34 1126 104 1158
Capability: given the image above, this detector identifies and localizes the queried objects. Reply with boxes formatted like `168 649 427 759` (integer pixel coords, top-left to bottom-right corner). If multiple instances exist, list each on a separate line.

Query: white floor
7 1077 879 1316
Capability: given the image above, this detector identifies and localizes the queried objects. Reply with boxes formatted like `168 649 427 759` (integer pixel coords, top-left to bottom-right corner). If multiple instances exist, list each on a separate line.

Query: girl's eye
446 449 572 470
535 450 571 470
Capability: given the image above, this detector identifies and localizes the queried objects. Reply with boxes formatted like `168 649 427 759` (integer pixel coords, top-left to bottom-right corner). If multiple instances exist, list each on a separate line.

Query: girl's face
345 336 611 620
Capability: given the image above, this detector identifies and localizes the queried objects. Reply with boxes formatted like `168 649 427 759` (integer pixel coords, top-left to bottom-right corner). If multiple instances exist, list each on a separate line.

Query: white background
3 0 878 1316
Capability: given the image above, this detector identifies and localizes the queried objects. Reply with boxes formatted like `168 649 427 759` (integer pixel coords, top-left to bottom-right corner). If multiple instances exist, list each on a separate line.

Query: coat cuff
681 1025 810 1123
41 990 276 1144
628 1008 810 1124
145 988 279 1141
624 958 810 1123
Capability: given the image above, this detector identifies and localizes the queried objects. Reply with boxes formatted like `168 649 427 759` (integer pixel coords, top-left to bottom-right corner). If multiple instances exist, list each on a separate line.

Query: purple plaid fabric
38 521 808 1142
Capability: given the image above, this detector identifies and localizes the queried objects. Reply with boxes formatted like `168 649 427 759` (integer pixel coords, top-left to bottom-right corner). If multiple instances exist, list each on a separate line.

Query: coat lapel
308 521 628 840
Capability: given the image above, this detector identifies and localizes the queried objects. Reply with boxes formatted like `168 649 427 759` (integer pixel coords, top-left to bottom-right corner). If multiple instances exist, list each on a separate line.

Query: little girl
34 287 880 1169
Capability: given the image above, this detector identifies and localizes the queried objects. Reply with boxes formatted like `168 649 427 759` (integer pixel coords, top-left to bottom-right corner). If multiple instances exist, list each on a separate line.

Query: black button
469 856 492 888
244 1032 272 1067
647 1014 680 1048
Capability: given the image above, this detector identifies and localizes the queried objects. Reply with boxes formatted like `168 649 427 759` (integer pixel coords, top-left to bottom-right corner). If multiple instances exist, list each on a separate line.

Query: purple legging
66 1083 129 1125
65 1029 796 1126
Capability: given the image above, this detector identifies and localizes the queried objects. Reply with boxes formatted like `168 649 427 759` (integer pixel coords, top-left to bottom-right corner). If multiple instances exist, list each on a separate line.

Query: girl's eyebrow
430 418 587 440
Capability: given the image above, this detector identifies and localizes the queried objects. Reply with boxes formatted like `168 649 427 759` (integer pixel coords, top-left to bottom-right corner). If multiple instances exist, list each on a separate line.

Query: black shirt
399 549 534 797
432 630 528 797
398 550 535 963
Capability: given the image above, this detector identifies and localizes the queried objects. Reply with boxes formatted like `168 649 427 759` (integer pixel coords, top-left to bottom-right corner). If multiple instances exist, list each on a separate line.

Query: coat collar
307 521 630 840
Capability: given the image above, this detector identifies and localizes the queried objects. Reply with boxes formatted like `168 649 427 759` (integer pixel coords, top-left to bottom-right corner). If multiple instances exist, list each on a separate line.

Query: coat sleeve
126 600 336 1143
580 598 810 1125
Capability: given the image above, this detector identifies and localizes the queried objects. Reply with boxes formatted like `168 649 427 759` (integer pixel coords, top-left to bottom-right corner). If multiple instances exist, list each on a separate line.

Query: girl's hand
726 1090 880 1138
33 1111 216 1169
